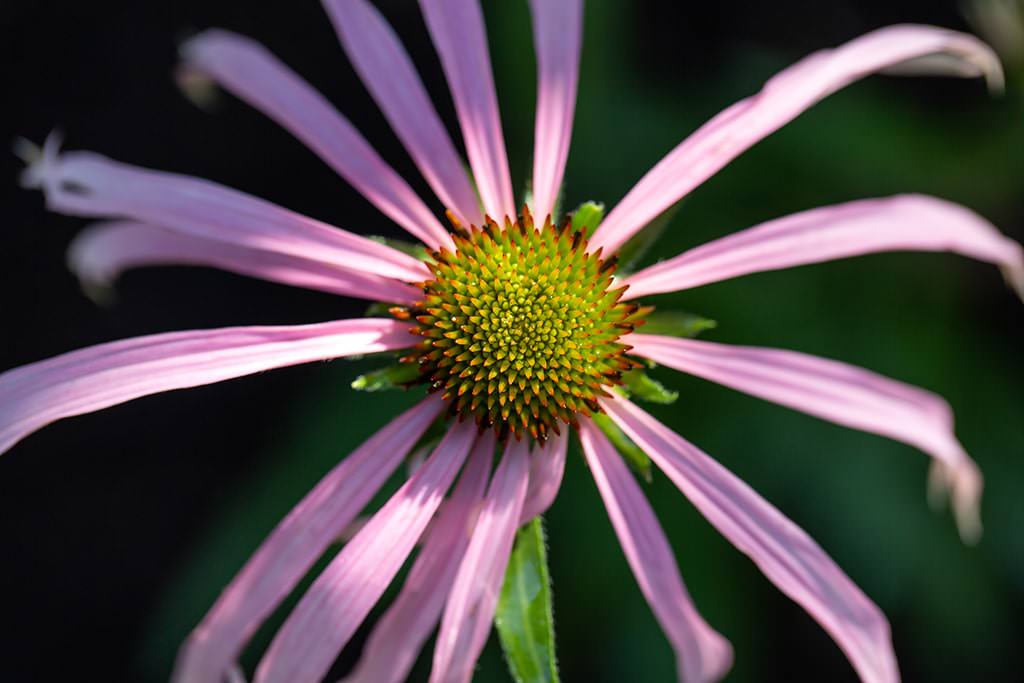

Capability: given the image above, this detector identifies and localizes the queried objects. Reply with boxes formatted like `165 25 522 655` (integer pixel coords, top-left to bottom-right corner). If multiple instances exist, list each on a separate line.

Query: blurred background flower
1 1 1021 681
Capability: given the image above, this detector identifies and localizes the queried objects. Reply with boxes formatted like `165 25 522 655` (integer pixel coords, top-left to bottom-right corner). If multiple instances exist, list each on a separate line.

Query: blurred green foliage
142 2 1024 681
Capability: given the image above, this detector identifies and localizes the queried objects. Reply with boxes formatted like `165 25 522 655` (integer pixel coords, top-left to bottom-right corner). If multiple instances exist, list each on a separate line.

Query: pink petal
590 25 1002 254
323 0 483 228
23 141 431 284
254 420 478 683
578 419 733 683
602 394 900 683
430 437 531 683
518 429 568 524
173 395 444 683
0 318 413 457
419 0 516 221
180 30 453 251
341 431 495 683
68 221 423 304
528 0 583 221
623 195 1024 300
627 333 984 541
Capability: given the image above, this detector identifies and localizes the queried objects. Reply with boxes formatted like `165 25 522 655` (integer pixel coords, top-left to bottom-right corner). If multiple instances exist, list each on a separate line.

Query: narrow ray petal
254 421 478 683
69 221 423 304
0 318 413 457
623 195 1024 300
419 0 515 221
341 432 495 683
430 437 531 683
180 29 453 251
578 419 732 683
591 25 1002 254
323 0 482 227
22 146 430 282
519 429 568 524
627 333 984 540
173 395 444 683
528 0 583 221
603 395 900 683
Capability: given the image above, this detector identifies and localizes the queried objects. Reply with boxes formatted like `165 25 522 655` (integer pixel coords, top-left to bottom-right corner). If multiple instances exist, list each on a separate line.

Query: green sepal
363 302 394 317
569 201 605 238
350 363 421 391
642 310 717 338
367 235 433 262
616 200 684 272
593 413 652 483
621 368 679 405
496 517 561 683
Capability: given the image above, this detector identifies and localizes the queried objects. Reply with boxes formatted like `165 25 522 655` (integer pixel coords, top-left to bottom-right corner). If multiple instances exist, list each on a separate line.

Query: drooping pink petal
419 0 516 221
590 25 1002 254
528 0 583 221
341 431 495 683
22 141 430 283
68 221 423 304
602 394 900 683
173 395 444 683
623 195 1024 300
430 437 531 683
578 419 733 683
254 420 478 683
0 318 413 457
323 0 482 228
519 429 568 524
627 333 984 541
179 29 453 251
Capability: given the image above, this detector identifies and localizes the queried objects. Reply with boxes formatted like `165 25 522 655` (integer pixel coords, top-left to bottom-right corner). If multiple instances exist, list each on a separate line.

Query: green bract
402 209 645 439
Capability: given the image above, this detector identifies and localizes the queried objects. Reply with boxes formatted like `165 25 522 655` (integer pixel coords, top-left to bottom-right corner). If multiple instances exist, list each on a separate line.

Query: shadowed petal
69 221 423 304
623 195 1024 300
603 394 900 683
254 420 478 683
528 0 583 221
173 396 443 683
627 333 984 540
519 429 568 524
22 143 430 282
323 0 482 228
578 419 733 683
0 318 414 457
180 29 453 251
419 0 515 221
591 25 1002 254
341 431 495 683
430 437 531 683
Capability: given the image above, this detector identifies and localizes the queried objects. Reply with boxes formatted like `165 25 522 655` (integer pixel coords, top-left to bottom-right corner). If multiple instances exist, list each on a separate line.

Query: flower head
4 2 1023 683
408 208 642 439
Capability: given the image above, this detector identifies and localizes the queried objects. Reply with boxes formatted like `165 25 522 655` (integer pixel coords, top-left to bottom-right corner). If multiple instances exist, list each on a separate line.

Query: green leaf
621 369 679 404
593 413 652 483
367 235 433 262
496 517 560 683
350 363 421 391
616 200 684 272
570 201 605 237
642 310 717 338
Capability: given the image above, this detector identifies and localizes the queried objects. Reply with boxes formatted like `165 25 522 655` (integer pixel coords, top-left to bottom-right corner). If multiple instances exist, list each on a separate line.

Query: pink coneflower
5 1 1023 682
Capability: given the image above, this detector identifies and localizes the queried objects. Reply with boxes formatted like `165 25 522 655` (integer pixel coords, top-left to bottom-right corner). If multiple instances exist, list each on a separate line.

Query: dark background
2 1 1022 681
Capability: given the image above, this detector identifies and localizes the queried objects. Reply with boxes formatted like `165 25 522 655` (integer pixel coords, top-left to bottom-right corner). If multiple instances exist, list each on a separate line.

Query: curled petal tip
1003 261 1024 302
15 130 62 190
878 25 1006 94
174 64 219 109
928 461 984 545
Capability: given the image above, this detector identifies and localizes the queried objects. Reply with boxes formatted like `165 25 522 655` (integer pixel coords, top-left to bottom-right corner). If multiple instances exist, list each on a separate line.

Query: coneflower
3 2 1021 682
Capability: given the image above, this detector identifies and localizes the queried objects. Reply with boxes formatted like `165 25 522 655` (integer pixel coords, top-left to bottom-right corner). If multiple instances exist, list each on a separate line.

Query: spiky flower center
403 211 645 439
